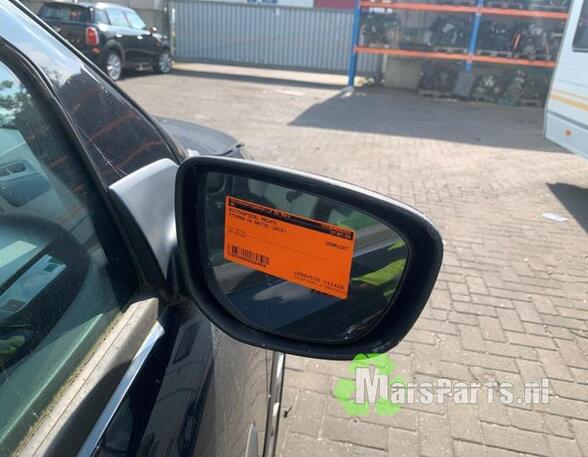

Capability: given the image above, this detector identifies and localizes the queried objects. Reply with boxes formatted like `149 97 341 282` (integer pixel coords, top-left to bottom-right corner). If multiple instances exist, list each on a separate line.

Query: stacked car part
356 0 571 105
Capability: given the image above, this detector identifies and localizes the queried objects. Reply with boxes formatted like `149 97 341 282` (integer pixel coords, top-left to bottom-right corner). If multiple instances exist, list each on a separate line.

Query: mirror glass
199 172 410 343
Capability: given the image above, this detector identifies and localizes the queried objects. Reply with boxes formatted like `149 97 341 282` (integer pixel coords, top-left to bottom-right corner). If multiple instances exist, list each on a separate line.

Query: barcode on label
229 245 270 266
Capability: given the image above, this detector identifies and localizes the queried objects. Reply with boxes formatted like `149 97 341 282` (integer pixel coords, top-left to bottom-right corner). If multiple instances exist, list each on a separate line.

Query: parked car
0 1 442 457
38 1 172 80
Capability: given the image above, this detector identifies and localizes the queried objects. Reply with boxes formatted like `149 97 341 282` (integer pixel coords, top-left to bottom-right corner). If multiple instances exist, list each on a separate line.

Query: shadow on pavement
289 87 566 152
548 183 588 234
169 67 344 90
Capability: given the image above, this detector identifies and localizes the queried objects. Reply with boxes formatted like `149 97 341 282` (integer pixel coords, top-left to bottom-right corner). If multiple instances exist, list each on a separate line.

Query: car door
104 7 141 63
0 2 272 457
123 10 158 64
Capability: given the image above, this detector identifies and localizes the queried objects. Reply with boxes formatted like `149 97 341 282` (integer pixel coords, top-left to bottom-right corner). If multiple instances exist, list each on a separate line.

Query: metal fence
171 1 380 74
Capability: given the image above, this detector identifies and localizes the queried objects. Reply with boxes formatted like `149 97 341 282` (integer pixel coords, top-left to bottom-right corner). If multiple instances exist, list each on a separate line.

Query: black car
0 1 442 457
38 1 172 80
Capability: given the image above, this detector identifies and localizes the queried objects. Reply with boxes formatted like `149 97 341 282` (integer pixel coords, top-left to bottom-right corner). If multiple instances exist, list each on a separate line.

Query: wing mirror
176 157 442 359
148 26 158 34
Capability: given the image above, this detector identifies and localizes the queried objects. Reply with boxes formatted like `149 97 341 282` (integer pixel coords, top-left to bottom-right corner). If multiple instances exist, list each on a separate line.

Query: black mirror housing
176 156 443 360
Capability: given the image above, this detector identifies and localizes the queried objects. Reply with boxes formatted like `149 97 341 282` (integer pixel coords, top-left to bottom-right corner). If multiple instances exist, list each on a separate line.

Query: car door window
95 9 109 25
106 8 129 28
573 0 588 51
0 59 137 455
124 11 146 30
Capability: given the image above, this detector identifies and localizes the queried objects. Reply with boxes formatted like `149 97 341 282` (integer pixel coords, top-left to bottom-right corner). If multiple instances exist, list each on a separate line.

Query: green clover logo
333 353 405 417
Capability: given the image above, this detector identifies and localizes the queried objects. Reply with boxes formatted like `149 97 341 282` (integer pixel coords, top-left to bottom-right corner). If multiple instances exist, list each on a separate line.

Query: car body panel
154 116 242 157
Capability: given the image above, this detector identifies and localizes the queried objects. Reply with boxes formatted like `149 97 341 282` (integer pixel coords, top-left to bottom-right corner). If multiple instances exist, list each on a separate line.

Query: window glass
573 0 588 51
124 11 146 30
0 60 136 455
106 8 129 27
94 9 109 25
38 4 90 22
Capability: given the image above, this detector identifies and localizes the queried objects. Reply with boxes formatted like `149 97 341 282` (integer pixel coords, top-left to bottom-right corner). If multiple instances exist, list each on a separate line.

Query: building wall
172 1 380 74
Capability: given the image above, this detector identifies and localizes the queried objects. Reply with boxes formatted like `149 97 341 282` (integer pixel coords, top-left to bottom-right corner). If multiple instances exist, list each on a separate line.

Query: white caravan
545 0 588 159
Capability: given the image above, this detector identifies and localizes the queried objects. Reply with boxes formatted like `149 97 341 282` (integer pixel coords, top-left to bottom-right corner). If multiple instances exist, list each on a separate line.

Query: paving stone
323 417 387 450
477 395 510 426
413 346 441 377
472 294 513 309
309 360 352 379
454 441 521 457
570 420 588 457
506 332 556 350
287 355 310 371
479 316 507 342
542 315 587 331
438 334 464 363
496 308 525 332
507 406 546 433
439 361 473 382
556 340 588 369
482 423 549 456
281 386 299 411
530 294 558 315
459 324 487 352
448 311 478 326
387 428 418 457
419 412 452 457
281 433 351 457
404 328 438 346
517 359 547 384
351 446 387 457
466 276 489 295
536 397 588 421
485 341 538 361
523 322 550 337
544 414 573 438
536 348 574 381
550 380 588 402
454 301 498 317
547 435 582 457
284 370 334 394
430 289 452 310
417 318 458 336
462 352 518 373
488 288 531 303
570 367 588 384
289 390 327 437
447 402 483 441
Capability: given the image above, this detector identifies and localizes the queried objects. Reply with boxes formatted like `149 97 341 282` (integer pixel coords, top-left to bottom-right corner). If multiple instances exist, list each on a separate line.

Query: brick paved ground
120 63 588 457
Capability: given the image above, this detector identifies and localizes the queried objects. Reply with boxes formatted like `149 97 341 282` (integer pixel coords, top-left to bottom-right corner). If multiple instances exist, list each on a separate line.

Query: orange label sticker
224 196 356 299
